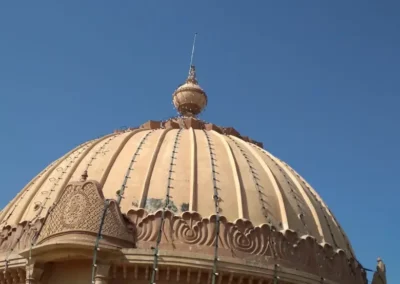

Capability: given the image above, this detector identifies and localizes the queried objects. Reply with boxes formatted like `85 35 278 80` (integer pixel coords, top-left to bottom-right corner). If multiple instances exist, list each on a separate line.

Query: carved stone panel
0 219 42 254
36 181 134 248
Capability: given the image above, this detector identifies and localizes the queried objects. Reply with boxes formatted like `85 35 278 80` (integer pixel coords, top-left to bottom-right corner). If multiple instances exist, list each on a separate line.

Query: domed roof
0 116 354 258
0 64 368 284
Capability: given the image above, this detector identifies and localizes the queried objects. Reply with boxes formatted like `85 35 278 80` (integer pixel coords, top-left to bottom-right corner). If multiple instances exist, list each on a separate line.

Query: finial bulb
171 33 207 117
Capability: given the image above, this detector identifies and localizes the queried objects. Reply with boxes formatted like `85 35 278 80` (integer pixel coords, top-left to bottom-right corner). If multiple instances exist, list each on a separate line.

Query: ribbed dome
0 120 354 258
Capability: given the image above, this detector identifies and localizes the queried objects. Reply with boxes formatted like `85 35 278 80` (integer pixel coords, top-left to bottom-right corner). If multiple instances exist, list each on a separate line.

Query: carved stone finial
371 257 387 284
187 65 198 84
172 65 207 117
80 170 88 182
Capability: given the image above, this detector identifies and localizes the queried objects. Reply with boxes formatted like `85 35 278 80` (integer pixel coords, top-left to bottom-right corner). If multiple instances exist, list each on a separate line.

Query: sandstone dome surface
0 122 354 258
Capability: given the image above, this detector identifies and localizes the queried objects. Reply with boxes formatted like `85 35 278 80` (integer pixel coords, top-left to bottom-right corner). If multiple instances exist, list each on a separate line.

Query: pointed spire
186 33 198 84
189 33 197 71
171 33 207 117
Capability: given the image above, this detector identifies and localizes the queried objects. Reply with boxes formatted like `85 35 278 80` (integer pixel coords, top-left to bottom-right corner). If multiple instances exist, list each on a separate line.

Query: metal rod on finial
189 33 198 74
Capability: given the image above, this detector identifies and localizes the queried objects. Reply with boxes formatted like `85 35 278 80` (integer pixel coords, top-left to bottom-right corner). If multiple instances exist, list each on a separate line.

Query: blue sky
0 1 398 282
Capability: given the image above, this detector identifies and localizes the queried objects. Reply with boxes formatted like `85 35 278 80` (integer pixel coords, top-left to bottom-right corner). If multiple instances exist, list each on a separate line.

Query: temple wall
47 260 92 284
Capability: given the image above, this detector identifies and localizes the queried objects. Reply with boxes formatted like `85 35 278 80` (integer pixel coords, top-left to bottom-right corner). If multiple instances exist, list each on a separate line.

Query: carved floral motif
0 181 136 257
36 181 134 247
62 192 88 227
126 209 367 284
0 219 42 254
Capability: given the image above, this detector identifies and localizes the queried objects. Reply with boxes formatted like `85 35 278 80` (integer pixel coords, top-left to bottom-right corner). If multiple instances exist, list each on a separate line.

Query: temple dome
0 65 369 284
0 119 354 257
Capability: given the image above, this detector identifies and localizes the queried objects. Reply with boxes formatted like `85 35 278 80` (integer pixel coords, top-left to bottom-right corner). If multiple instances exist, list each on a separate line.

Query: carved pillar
25 263 44 284
16 269 26 284
0 271 6 284
3 270 12 284
94 264 111 284
9 269 22 284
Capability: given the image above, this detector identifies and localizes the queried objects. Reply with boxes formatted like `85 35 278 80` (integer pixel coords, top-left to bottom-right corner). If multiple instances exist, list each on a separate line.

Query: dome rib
139 128 172 208
30 136 110 222
228 143 250 220
5 138 99 227
304 179 341 247
273 157 325 241
282 159 356 256
81 134 121 181
99 129 147 187
116 129 155 205
147 129 185 214
0 141 88 228
232 136 289 229
196 130 216 216
206 130 240 221
306 181 356 256
67 134 119 185
0 157 61 228
226 136 266 222
254 147 337 245
188 127 198 211
254 148 321 238
215 132 244 219
327 207 356 257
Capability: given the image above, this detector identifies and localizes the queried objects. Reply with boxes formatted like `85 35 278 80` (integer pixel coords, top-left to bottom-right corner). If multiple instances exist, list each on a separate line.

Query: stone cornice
118 248 336 284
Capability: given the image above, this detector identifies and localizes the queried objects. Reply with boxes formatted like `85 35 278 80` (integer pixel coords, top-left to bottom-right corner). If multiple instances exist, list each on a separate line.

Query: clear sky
0 1 398 282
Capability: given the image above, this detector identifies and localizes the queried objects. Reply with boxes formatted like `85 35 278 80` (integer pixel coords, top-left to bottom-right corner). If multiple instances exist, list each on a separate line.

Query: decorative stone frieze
0 220 42 254
126 209 367 284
